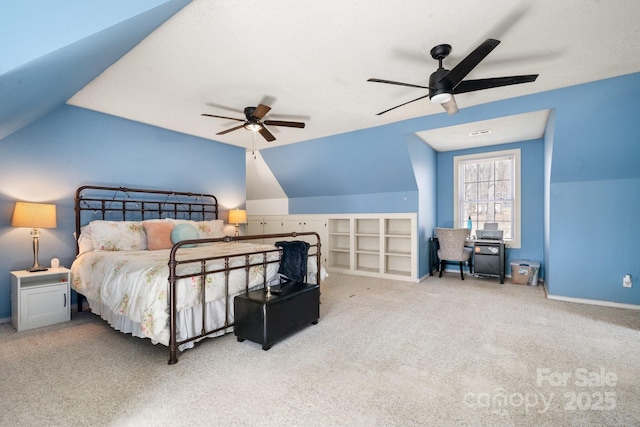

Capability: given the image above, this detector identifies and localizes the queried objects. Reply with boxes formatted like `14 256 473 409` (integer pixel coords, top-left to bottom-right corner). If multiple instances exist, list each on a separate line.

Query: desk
429 238 505 283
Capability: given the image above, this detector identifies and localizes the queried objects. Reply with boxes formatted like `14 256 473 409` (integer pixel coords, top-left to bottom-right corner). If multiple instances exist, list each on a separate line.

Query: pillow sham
143 220 175 250
170 223 200 248
77 225 94 255
167 219 225 239
90 220 147 251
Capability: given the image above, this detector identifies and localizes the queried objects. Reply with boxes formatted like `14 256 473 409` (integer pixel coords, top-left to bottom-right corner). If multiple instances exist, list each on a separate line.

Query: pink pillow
143 221 175 250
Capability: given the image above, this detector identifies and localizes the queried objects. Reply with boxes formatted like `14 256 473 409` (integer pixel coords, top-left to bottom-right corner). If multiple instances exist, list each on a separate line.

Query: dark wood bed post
168 254 179 365
74 189 83 312
314 233 322 286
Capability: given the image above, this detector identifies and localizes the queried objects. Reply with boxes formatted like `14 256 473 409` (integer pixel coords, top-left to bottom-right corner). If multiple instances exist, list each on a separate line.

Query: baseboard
0 317 10 324
546 293 640 310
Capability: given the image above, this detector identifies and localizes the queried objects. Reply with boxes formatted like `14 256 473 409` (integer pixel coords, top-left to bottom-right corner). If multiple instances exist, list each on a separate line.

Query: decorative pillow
77 225 94 254
196 219 225 239
167 219 225 239
143 220 175 250
171 223 200 248
90 220 147 251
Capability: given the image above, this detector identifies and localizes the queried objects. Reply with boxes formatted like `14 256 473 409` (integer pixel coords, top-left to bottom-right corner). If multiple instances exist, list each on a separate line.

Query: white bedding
71 242 316 347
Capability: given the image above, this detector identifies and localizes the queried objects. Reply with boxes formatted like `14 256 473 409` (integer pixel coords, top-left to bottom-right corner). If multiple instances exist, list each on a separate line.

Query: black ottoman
234 281 320 350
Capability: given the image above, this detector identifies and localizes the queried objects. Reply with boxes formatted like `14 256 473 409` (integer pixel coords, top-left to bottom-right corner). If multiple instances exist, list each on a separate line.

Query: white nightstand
10 267 71 331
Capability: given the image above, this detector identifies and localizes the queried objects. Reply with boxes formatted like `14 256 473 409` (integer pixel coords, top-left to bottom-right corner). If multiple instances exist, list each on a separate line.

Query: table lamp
11 202 57 272
228 209 247 237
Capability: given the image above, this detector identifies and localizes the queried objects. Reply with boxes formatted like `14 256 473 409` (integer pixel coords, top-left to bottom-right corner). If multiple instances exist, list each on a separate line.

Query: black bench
234 281 320 350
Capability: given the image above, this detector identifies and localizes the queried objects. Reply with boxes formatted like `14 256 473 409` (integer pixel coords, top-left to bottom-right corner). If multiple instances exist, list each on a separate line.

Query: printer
475 223 504 240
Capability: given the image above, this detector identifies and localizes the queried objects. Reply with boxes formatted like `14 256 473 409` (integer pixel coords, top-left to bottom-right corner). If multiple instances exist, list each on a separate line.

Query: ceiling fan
201 103 305 142
368 38 538 115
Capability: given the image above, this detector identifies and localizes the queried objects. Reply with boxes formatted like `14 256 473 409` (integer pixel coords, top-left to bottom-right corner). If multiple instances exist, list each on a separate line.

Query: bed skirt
86 297 237 351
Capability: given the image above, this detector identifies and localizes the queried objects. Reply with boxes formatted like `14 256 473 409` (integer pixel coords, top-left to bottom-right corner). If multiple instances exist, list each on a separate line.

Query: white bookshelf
327 213 417 281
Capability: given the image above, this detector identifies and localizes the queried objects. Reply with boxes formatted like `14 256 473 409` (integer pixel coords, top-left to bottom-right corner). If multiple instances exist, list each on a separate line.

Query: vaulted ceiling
2 0 640 151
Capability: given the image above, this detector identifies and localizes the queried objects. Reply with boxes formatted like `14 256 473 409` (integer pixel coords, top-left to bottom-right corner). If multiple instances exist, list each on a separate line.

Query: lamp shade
11 202 57 229
228 209 247 225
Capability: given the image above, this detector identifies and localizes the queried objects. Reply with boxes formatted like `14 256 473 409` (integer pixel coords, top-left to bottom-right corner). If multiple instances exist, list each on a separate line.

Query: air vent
469 129 492 137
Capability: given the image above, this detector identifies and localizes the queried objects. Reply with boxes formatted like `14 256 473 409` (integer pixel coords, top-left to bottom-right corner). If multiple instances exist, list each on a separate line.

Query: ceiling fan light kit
201 103 305 142
368 38 539 115
244 121 262 132
430 92 452 104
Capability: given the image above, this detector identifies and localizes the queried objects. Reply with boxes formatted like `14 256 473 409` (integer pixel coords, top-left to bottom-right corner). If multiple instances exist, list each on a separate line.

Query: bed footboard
167 232 321 365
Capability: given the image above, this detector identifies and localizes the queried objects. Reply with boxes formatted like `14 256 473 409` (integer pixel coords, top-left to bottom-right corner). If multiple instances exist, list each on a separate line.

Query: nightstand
10 267 71 331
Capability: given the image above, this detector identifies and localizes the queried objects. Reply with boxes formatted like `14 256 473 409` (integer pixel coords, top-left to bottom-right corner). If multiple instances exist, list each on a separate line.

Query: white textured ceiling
68 0 640 151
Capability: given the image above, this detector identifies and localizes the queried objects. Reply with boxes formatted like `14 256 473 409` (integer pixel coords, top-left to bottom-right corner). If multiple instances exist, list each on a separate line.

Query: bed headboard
74 185 219 251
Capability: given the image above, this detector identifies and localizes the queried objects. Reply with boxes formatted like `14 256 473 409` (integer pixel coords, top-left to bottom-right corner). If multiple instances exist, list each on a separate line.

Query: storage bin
511 260 540 285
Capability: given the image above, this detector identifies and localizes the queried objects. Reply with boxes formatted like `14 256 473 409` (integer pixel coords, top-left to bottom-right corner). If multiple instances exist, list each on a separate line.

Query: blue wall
261 125 421 213
1 0 184 72
0 105 245 320
436 139 545 276
545 73 640 303
406 135 437 278
550 179 638 301
543 110 556 293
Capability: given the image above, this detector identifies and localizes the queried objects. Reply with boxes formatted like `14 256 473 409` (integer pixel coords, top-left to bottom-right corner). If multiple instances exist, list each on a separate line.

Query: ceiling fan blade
374 94 429 115
441 97 459 115
252 104 271 120
367 78 430 90
441 39 501 88
216 124 245 135
259 126 276 142
263 120 306 128
453 74 539 94
201 113 244 122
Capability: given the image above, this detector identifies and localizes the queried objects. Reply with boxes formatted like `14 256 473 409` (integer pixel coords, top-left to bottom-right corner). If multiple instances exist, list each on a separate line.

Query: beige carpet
1 272 639 426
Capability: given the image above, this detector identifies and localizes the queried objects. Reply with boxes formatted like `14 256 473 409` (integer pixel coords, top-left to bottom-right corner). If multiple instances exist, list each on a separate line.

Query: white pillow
166 219 225 239
90 220 147 251
77 225 94 254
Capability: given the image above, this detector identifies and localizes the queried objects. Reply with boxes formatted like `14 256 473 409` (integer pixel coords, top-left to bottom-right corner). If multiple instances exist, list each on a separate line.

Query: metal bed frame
74 185 321 364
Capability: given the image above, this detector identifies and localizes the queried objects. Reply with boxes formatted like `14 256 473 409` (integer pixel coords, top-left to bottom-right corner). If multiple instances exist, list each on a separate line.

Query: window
453 149 521 248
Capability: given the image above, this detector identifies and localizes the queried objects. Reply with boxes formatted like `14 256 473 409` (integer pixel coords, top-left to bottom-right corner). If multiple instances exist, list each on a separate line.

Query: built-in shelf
327 214 417 281
247 213 417 281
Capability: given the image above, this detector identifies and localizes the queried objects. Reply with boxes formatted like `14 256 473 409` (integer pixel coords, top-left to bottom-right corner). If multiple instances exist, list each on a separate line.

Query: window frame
453 148 521 248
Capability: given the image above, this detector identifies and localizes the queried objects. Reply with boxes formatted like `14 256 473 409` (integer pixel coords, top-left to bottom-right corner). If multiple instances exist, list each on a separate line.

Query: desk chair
435 227 473 280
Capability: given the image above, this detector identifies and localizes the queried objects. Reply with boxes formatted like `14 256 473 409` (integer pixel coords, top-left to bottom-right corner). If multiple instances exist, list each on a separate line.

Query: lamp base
28 231 48 272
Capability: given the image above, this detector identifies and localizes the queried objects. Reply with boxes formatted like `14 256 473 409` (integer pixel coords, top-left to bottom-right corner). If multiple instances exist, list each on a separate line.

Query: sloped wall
259 125 422 213
0 0 190 140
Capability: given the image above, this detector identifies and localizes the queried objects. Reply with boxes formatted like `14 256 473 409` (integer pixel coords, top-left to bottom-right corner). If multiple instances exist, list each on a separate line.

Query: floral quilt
70 242 281 345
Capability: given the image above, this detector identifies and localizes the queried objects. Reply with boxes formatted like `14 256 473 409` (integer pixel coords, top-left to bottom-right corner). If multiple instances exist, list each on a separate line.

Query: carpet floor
1 272 639 426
